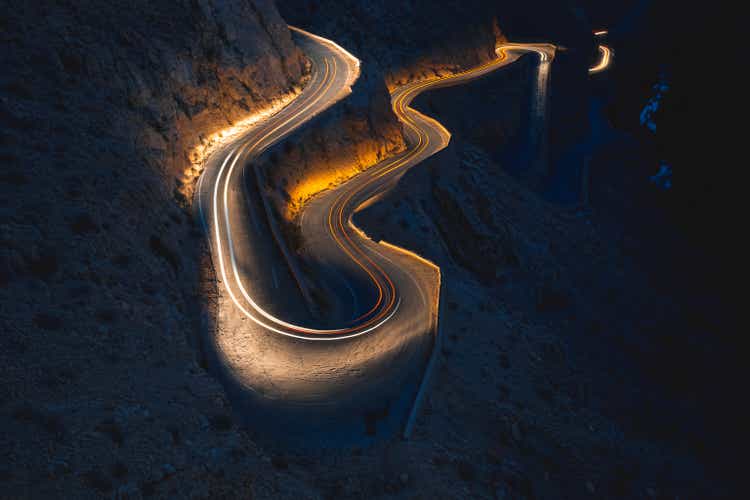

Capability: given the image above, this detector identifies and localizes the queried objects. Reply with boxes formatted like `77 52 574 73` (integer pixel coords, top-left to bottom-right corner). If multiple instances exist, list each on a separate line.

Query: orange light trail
589 44 612 74
204 28 559 340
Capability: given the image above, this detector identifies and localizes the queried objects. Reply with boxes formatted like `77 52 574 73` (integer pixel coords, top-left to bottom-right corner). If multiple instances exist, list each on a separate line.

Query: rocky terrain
279 0 505 89
256 61 406 223
255 0 516 229
0 1 316 497
282 0 596 195
1 0 737 498
352 56 722 498
260 0 594 236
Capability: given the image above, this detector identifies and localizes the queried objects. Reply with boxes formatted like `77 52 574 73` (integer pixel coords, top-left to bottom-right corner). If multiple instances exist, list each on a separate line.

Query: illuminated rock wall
256 63 407 221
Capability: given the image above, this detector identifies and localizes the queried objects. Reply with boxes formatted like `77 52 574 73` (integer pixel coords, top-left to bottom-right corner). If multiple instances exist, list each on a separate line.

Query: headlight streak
289 25 361 92
202 29 557 341
590 29 612 74
207 30 403 340
589 44 612 74
318 43 555 330
213 142 402 340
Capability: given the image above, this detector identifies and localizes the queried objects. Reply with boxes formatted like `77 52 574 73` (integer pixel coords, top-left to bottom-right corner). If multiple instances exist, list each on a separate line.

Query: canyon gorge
1 0 737 498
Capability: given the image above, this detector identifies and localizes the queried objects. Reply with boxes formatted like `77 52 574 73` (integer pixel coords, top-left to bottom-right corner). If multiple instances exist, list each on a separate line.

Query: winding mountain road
195 28 557 442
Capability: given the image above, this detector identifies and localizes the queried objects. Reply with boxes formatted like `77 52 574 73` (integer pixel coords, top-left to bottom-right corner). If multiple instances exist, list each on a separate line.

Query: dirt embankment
0 1 318 497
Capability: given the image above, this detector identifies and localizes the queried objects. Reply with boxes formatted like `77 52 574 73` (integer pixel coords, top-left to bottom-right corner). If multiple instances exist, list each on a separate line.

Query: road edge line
376 240 442 440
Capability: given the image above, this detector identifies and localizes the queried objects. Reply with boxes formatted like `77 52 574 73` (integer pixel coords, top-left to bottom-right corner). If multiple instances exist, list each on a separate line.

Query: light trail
316 43 542 327
590 29 613 74
589 44 613 74
199 28 557 341
192 26 566 436
202 28 403 339
496 44 555 122
288 25 361 92
209 37 397 339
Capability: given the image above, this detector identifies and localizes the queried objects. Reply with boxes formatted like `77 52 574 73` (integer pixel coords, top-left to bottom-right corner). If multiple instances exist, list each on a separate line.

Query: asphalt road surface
195 29 557 444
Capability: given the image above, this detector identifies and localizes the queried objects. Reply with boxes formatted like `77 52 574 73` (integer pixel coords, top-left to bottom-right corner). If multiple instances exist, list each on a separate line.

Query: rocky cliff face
281 0 594 195
251 0 523 228
260 0 575 226
280 0 506 88
256 62 406 223
0 1 315 496
345 4 731 493
411 55 537 180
